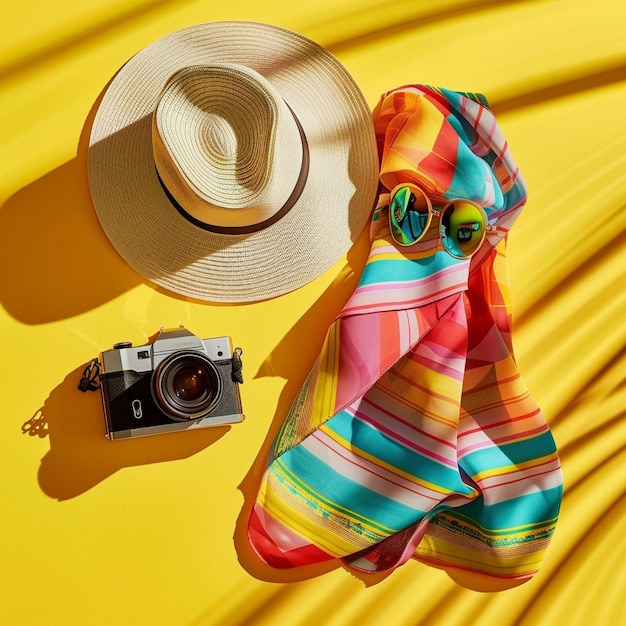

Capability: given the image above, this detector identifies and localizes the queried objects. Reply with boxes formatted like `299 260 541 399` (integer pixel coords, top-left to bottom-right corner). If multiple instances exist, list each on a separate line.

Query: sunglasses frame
388 183 492 259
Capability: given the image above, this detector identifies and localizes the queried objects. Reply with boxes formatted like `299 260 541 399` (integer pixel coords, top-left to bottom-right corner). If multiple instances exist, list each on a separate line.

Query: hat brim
87 21 379 302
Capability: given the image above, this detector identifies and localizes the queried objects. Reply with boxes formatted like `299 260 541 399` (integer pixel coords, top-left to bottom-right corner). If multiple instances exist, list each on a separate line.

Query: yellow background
2 1 625 624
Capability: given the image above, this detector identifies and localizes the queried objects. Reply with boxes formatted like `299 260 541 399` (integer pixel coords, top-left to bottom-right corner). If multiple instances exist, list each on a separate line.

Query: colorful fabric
247 85 563 588
344 242 563 588
413 245 562 586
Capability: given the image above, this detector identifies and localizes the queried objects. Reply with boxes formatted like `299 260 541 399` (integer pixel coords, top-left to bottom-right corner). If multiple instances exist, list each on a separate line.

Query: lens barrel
152 351 222 420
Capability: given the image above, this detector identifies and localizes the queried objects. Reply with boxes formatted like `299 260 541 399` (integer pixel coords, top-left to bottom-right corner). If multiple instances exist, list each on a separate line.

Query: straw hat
87 21 379 302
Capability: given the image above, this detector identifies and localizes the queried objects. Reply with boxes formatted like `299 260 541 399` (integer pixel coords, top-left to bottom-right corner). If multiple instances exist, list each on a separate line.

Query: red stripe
362 396 457 449
248 508 332 568
342 282 466 315
348 406 458 468
459 406 543 438
475 462 562 492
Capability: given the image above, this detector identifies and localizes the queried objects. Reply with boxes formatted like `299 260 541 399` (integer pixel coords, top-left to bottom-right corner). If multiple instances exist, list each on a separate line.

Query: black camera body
99 326 244 440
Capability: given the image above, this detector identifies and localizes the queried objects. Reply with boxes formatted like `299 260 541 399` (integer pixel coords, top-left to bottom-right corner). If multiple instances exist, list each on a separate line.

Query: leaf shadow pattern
0 0 183 86
22 364 229 501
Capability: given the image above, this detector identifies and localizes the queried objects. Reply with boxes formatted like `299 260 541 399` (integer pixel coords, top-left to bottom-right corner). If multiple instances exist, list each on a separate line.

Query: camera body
99 326 244 440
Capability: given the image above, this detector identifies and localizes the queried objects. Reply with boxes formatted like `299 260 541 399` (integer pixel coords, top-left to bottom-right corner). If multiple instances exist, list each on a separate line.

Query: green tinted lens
389 185 430 246
440 201 486 258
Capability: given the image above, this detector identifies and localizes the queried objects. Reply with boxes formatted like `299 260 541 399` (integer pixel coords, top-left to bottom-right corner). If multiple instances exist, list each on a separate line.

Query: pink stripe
417 555 538 580
476 465 563 500
459 406 543 437
490 423 550 446
418 337 467 368
348 405 458 468
411 353 465 381
362 396 458 450
354 263 466 295
343 282 466 315
476 459 562 488
458 424 550 456
310 430 444 504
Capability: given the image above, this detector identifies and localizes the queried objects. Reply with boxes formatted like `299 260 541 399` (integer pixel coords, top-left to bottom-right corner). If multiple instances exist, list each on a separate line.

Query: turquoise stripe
325 410 475 496
357 251 461 288
275 440 424 533
448 486 563 531
438 87 527 215
461 429 558 476
448 141 502 207
438 87 490 110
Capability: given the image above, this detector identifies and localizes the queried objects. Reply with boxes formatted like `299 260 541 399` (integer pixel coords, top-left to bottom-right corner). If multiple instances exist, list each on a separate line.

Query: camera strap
78 359 101 392
231 347 244 384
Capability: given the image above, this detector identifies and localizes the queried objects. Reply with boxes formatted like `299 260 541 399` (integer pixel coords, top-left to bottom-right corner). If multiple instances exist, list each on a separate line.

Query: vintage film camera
88 326 244 440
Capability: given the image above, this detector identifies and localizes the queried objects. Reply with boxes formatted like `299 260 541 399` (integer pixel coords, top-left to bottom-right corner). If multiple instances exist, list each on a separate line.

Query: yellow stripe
416 533 547 577
369 237 437 263
308 320 340 428
257 462 390 557
271 458 396 536
471 451 560 482
382 368 463 428
439 508 560 536
259 483 359 557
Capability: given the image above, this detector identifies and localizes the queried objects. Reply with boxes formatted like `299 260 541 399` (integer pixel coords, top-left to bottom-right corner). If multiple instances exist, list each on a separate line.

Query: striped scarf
248 85 563 590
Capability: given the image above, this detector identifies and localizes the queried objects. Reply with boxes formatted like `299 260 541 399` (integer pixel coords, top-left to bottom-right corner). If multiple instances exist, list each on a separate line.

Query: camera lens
152 352 222 421
172 366 208 402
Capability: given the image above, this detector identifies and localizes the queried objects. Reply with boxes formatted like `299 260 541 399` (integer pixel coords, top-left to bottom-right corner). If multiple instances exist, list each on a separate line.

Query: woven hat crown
152 63 306 230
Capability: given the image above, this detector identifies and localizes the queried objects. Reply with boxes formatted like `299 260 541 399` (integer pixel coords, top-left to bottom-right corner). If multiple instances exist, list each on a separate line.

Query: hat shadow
0 107 376 322
22 363 229 500
0 158 145 324
0 88 144 324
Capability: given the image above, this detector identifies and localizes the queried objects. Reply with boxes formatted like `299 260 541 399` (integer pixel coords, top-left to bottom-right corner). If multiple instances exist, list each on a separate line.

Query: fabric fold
413 243 563 588
344 243 563 588
247 84 562 587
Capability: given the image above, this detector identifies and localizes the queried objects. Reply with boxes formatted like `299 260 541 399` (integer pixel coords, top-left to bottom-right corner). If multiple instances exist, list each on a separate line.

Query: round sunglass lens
389 185 430 246
440 201 486 258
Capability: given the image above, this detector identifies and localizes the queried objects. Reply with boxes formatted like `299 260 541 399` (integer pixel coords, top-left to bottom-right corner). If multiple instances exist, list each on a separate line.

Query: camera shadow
22 363 229 501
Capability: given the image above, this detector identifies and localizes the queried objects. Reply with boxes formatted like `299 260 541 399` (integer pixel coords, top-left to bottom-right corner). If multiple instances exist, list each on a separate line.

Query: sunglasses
388 183 492 259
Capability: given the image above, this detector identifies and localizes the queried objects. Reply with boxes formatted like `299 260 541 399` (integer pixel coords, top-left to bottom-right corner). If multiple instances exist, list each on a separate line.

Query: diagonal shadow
0 0 182 85
318 0 542 53
491 57 626 113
